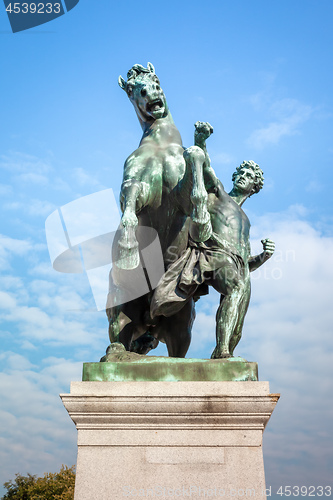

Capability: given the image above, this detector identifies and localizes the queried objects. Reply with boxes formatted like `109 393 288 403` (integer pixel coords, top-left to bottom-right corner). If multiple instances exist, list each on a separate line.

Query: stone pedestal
61 381 279 499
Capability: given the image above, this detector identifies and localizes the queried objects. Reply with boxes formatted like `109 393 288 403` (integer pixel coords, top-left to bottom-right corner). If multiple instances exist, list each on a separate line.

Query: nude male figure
151 127 275 358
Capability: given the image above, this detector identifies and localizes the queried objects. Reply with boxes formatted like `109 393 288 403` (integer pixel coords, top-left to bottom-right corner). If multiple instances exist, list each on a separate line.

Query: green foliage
2 465 75 500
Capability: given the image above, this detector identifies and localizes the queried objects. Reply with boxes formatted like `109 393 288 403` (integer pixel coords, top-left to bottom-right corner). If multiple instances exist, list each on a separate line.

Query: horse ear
118 75 127 91
147 62 155 74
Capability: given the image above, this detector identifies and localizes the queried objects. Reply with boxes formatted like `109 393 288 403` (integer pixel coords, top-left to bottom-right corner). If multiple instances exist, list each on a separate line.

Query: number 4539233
6 3 61 14
277 486 332 496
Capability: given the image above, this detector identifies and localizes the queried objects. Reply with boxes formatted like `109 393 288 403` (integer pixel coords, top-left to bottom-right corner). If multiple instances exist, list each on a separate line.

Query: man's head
118 63 167 121
232 160 264 197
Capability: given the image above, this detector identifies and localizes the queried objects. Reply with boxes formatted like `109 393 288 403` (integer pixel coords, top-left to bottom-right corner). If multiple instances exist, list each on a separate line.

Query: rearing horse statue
106 62 197 357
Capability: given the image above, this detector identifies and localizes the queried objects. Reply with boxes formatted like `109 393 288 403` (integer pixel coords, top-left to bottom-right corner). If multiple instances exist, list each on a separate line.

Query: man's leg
210 262 246 358
229 277 251 356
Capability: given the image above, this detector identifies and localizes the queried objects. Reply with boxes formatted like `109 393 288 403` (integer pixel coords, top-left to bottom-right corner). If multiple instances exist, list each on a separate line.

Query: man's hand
194 121 214 145
261 238 275 258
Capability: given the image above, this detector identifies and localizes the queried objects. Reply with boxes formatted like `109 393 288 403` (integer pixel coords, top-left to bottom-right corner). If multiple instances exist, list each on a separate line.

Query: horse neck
138 109 183 147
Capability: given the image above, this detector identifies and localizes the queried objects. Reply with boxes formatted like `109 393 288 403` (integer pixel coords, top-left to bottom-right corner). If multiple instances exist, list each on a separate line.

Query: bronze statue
106 64 275 360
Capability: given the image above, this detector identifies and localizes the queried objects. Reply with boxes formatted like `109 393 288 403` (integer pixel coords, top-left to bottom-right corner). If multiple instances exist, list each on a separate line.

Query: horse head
118 63 168 125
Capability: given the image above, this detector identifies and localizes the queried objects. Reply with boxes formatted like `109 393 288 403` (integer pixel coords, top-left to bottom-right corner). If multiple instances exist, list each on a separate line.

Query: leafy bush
2 465 75 499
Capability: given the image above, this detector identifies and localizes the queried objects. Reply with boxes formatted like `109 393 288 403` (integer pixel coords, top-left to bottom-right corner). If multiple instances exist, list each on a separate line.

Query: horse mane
127 63 155 82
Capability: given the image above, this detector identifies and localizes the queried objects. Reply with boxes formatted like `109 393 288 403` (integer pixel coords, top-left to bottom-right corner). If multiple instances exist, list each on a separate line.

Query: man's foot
211 346 232 359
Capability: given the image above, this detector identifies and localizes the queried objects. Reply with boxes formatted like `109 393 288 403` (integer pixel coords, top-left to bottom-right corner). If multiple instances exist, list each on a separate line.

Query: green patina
83 356 258 382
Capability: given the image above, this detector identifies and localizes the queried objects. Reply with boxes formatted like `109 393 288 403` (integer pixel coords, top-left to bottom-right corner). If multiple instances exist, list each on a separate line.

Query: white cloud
0 184 13 196
3 199 56 217
0 234 33 271
0 354 80 488
0 150 73 206
0 286 105 347
247 98 313 149
72 167 107 191
15 172 49 185
29 199 57 216
210 152 234 166
0 234 107 349
188 309 217 356
0 151 52 175
305 179 323 193
20 340 38 350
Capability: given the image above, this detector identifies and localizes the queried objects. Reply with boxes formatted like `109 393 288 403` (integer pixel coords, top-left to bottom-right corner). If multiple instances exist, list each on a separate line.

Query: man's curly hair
232 160 264 196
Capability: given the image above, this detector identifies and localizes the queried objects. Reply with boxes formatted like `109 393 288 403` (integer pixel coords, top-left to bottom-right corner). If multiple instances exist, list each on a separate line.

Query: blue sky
0 0 333 495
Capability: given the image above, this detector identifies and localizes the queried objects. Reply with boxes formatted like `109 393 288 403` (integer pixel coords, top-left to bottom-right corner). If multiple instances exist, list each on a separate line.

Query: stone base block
61 381 279 499
83 357 258 382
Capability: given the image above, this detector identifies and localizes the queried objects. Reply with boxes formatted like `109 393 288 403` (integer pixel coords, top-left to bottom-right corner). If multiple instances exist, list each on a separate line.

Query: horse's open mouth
146 99 163 112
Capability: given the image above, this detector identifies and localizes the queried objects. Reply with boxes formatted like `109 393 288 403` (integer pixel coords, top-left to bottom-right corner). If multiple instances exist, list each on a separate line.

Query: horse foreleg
194 121 218 192
183 146 212 243
117 180 142 269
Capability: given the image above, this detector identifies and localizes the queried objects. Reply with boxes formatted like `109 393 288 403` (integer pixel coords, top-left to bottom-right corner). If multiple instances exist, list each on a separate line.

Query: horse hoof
116 250 140 270
116 237 140 270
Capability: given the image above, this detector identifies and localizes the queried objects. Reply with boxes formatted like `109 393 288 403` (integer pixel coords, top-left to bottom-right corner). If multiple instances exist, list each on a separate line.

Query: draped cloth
150 233 244 318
